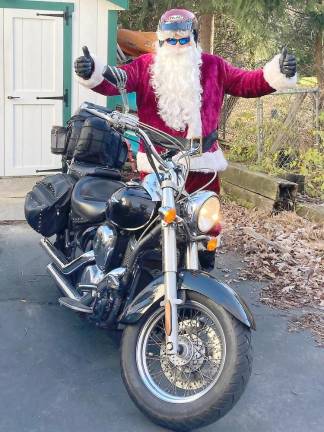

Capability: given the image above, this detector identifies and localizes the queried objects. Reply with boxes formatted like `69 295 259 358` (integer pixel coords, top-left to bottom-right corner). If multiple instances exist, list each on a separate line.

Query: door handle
36 89 68 107
7 96 21 99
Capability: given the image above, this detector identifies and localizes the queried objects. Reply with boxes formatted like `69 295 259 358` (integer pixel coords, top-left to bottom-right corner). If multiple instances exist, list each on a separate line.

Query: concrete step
0 176 42 198
0 176 42 221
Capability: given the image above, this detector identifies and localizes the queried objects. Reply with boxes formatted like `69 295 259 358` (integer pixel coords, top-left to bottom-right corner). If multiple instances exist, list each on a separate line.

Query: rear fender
119 270 256 329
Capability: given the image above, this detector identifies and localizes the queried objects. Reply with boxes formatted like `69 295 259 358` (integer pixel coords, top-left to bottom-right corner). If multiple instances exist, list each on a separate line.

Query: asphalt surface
0 223 323 432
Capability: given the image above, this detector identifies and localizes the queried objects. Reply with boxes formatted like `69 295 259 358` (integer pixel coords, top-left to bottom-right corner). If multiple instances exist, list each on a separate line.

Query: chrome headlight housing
93 223 117 271
184 191 221 234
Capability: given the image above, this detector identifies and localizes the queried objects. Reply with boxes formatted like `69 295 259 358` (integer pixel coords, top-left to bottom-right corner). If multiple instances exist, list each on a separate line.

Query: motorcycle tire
121 291 252 431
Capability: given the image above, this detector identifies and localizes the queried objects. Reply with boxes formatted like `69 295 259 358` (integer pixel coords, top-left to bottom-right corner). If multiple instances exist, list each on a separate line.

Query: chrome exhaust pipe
40 238 95 275
47 263 81 300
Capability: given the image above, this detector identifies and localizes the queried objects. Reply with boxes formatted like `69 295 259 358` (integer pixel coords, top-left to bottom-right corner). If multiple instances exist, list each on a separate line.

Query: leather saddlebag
24 174 76 236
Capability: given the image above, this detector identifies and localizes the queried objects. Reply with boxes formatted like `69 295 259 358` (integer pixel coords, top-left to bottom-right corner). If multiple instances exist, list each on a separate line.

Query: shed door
4 9 64 176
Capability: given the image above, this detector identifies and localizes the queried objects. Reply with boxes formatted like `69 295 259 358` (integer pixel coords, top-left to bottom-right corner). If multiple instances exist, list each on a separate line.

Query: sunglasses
165 37 191 46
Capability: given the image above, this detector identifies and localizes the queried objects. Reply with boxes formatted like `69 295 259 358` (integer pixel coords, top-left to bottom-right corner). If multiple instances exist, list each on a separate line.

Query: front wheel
121 291 252 431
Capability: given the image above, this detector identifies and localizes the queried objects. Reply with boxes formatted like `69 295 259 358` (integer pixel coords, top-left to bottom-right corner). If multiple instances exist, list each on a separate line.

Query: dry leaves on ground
219 201 324 345
288 313 324 347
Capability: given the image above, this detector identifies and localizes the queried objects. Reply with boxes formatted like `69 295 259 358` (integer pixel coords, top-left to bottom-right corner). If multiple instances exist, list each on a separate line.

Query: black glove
279 47 297 78
74 46 94 80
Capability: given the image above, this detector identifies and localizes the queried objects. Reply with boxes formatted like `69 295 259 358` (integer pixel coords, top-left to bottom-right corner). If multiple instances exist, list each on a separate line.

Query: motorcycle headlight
93 223 117 271
185 191 221 234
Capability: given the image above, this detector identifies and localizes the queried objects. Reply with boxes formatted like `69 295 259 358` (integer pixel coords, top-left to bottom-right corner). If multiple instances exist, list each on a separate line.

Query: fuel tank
106 185 157 231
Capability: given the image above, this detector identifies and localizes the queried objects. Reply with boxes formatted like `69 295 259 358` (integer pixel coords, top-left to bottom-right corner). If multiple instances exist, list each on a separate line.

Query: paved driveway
0 223 323 432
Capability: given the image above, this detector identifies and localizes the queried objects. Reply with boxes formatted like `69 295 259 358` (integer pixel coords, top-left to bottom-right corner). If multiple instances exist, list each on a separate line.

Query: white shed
0 0 128 176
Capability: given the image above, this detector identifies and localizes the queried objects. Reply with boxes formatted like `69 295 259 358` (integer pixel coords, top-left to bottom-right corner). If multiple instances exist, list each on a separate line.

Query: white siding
1 0 124 176
76 0 109 108
30 0 117 111
0 9 4 176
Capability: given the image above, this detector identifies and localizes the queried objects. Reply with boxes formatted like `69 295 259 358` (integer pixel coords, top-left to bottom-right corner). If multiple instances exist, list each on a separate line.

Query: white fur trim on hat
76 55 105 89
136 147 228 174
263 54 297 91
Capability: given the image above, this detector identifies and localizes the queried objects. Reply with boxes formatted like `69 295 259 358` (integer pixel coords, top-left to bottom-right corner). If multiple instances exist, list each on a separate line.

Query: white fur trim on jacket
263 54 297 91
76 55 105 89
136 148 228 174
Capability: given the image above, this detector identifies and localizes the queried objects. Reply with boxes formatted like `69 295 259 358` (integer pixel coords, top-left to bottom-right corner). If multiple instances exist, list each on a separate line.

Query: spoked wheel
137 300 226 402
121 291 252 431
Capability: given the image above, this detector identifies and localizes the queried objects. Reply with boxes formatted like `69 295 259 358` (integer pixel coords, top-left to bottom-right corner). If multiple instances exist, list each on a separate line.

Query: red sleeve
92 56 142 96
223 60 275 98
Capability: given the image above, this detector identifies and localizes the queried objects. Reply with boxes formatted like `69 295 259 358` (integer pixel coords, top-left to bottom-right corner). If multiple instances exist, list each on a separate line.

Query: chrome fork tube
161 182 181 355
186 242 199 270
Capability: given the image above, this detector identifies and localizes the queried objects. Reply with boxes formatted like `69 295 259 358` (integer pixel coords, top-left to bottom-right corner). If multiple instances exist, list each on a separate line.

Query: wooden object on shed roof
117 29 157 57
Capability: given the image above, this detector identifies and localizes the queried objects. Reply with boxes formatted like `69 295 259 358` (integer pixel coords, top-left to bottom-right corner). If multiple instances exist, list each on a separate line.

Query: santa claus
74 8 297 195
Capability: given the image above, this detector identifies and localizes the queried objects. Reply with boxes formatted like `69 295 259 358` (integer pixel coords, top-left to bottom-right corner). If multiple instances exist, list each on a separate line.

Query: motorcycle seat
71 176 124 224
69 160 122 181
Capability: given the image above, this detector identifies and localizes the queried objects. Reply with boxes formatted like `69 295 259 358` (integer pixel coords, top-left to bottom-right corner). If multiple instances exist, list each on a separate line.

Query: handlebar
81 104 171 172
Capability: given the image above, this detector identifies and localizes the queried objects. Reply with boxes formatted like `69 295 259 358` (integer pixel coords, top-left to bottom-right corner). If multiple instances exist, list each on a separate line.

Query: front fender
119 270 256 330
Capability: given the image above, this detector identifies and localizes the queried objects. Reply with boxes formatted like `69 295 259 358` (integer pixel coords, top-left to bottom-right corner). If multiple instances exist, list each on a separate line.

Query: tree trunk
199 14 215 53
314 28 324 108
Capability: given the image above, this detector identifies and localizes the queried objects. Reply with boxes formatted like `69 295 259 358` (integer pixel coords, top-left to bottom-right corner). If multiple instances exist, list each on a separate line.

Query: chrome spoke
136 300 226 403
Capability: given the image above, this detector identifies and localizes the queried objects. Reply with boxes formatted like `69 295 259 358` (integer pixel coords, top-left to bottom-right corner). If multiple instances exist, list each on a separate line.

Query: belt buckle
190 136 203 157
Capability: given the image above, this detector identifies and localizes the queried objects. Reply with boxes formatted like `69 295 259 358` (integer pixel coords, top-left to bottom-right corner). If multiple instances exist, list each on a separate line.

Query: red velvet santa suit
77 51 297 194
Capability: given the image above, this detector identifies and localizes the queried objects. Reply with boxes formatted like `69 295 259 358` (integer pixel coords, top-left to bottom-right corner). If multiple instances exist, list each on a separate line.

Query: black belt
149 129 218 154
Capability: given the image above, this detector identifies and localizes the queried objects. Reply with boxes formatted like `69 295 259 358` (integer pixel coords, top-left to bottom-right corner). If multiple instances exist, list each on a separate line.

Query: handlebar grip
82 46 91 58
102 66 110 81
102 65 118 86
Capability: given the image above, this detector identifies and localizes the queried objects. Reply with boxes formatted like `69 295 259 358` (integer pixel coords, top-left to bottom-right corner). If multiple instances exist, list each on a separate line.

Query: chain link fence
219 88 323 199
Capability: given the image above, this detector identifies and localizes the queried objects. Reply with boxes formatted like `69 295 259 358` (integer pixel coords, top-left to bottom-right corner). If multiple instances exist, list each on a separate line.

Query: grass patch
298 76 318 87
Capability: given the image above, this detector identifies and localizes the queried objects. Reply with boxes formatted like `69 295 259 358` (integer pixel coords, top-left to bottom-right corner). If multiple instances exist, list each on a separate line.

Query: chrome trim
47 264 81 300
107 267 126 289
79 264 105 287
162 225 177 274
185 243 199 270
161 181 181 355
93 223 117 270
58 297 93 314
141 173 162 202
40 238 95 275
183 191 219 233
77 284 97 291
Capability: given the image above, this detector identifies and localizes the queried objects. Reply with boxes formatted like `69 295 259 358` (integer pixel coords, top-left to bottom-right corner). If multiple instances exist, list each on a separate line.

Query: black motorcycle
25 68 255 431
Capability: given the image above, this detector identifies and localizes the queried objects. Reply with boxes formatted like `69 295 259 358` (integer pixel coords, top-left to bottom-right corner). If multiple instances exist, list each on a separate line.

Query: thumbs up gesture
74 46 95 80
279 47 297 78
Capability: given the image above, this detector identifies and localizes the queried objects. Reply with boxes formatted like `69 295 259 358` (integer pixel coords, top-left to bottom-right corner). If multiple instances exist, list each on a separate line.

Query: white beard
150 42 203 138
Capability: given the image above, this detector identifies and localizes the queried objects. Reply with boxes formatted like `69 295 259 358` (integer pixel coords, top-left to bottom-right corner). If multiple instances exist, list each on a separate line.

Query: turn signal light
207 237 218 251
159 207 177 224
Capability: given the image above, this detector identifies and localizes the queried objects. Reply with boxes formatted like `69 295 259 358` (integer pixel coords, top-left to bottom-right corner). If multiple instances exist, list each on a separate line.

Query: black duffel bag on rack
64 109 94 161
24 174 76 237
73 115 128 168
54 102 128 173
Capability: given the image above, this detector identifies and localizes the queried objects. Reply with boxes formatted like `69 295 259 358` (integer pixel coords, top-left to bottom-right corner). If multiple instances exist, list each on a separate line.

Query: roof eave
106 0 128 10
